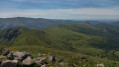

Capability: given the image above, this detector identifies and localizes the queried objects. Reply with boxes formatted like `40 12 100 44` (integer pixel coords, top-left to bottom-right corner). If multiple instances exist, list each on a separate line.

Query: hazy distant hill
1 17 117 30
0 17 83 29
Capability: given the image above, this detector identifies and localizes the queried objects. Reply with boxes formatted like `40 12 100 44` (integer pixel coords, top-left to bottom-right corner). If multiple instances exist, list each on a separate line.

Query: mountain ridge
0 21 119 66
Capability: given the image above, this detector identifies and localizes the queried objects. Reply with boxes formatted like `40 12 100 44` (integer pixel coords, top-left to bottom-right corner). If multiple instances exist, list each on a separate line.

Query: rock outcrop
3 50 10 56
22 56 34 66
41 64 47 67
48 56 55 62
33 57 46 64
7 52 14 60
0 48 67 67
1 60 18 67
13 51 31 60
0 55 6 64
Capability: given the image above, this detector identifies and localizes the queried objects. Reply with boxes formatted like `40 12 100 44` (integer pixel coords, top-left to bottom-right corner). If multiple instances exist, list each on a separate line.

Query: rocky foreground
0 48 57 67
0 48 105 67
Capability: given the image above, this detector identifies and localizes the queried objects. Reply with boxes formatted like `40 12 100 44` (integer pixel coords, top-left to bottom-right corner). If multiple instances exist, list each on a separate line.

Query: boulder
22 56 34 66
48 56 55 62
13 51 31 60
1 60 18 67
3 50 10 56
0 55 6 64
33 57 46 64
97 64 105 67
7 52 14 60
41 64 47 67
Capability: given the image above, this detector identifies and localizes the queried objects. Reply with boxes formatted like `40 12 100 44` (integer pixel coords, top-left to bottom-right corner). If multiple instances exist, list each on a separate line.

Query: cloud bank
0 0 119 20
0 7 119 20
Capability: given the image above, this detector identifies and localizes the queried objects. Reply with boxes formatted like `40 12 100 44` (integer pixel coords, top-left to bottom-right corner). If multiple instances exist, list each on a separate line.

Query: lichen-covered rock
7 52 14 60
1 60 18 67
13 51 31 60
33 57 46 64
48 56 55 62
3 50 10 56
22 56 34 66
41 64 47 67
0 55 6 64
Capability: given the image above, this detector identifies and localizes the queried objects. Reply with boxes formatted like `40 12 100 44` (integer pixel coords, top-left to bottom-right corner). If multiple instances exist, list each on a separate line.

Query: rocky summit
0 48 66 67
0 48 107 67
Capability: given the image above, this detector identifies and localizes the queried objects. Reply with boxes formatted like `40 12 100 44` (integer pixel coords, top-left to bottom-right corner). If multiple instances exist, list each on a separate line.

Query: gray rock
3 50 10 56
7 52 14 60
13 51 31 60
22 56 34 66
0 56 6 64
48 56 55 62
41 64 47 67
33 57 46 64
59 62 65 67
1 60 18 67
97 64 105 67
37 53 46 56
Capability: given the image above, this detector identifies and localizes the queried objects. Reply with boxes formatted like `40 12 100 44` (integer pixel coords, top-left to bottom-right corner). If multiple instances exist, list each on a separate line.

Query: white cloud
0 7 119 20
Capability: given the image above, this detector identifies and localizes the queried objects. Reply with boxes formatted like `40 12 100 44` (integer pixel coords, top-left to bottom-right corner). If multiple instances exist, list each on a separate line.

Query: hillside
0 24 106 55
0 23 119 67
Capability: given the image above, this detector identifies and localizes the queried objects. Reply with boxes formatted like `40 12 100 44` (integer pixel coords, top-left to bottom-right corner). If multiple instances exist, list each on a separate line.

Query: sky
0 0 119 20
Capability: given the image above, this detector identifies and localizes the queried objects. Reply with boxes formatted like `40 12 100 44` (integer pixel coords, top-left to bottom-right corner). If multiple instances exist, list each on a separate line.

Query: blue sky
0 0 119 20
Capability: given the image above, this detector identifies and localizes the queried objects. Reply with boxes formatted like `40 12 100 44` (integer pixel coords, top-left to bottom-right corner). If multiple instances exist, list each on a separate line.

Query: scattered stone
73 63 76 67
0 55 6 64
41 64 47 67
22 56 34 66
37 53 46 56
1 60 18 67
7 52 14 60
13 51 31 60
3 50 10 56
33 57 46 64
97 64 105 67
48 56 55 62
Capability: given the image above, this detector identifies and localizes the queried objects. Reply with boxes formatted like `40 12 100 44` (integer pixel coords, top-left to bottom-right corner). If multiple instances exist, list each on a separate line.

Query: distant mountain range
0 17 82 29
1 17 117 30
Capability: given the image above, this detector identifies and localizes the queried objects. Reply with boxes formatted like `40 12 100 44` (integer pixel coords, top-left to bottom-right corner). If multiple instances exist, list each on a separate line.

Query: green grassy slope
0 23 119 67
0 25 107 56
